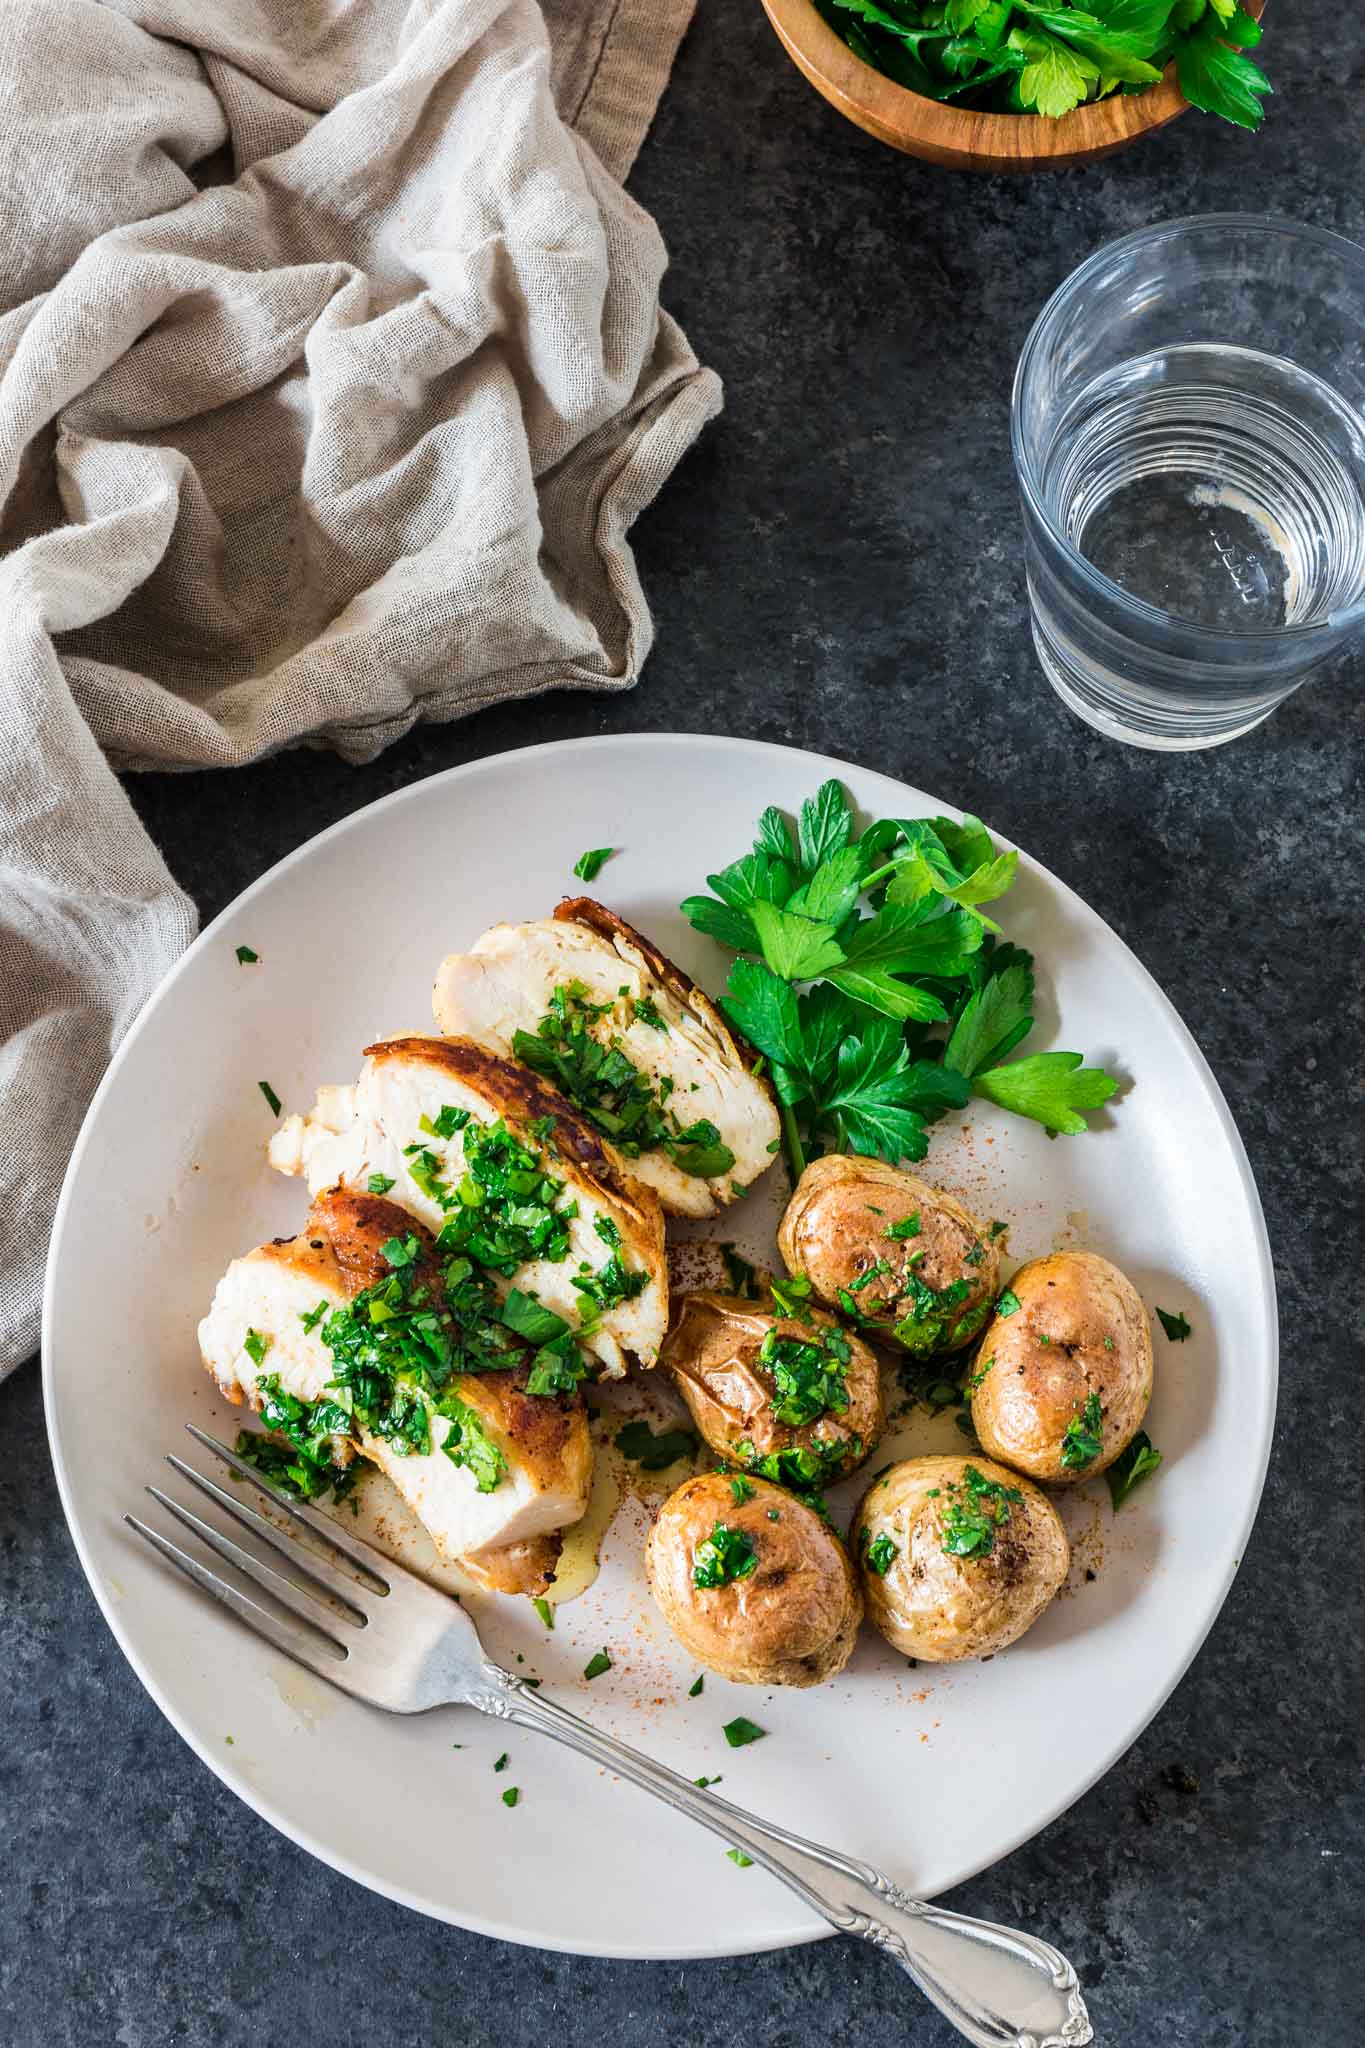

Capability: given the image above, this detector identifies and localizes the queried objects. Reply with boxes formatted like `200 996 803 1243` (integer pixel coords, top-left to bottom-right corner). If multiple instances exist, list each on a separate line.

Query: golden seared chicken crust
646 1473 862 1687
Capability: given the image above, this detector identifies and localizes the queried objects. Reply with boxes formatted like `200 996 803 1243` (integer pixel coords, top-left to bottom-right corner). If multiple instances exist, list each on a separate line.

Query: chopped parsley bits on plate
234 944 259 964
583 1650 612 1680
258 1079 282 1116
688 1674 704 1698
572 846 615 882
1107 1432 1162 1508
1157 1307 1192 1342
501 1786 520 1808
722 1716 766 1749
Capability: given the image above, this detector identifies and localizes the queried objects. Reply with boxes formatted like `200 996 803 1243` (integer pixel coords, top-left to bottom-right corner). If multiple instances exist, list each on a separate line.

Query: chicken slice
429 896 781 1219
197 1188 591 1595
268 1035 667 1375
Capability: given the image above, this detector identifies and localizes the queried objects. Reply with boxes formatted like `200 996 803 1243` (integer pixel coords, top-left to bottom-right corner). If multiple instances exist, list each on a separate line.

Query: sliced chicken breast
198 1188 592 1595
430 897 781 1219
268 1035 667 1375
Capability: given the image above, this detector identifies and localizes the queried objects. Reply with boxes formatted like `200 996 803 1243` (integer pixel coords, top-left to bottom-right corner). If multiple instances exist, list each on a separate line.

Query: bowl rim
761 0 1192 161
1010 211 1365 647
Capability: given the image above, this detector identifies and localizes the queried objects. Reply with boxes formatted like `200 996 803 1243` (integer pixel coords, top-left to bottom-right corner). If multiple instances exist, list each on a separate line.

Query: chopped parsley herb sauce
693 1522 759 1589
884 1212 922 1241
892 1274 988 1357
235 1373 359 1504
513 982 734 1180
760 1321 852 1427
1059 1391 1104 1470
938 1464 1023 1560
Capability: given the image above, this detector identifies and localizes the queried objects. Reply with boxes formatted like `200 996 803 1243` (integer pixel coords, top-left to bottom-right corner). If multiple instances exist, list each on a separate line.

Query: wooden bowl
760 0 1199 172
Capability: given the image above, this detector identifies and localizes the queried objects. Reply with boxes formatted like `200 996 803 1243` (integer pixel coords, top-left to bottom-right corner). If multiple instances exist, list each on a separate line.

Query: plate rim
42 731 1279 1959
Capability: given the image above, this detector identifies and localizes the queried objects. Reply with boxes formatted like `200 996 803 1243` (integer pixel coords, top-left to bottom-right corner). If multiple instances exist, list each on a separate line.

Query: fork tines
124 1424 395 1689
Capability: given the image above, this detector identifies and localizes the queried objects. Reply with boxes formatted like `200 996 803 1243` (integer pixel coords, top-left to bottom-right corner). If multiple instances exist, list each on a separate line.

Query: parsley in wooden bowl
760 0 1268 171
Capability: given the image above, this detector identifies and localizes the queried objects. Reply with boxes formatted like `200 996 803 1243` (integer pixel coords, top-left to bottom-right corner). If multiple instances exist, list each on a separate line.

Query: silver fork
127 1425 1092 2048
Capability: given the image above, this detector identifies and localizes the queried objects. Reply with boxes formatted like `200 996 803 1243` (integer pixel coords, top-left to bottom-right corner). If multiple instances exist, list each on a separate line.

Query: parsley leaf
749 899 846 982
234 944 259 964
258 1080 282 1117
1157 1307 1192 1342
1106 1430 1162 1508
583 1649 612 1680
863 1531 899 1576
972 1051 1119 1135
366 1173 396 1195
573 847 615 882
1175 5 1270 128
945 959 1036 1077
798 779 854 872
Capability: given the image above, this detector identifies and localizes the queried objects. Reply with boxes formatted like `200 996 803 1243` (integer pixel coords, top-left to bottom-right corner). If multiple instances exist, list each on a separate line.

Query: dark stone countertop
4 2 1362 2041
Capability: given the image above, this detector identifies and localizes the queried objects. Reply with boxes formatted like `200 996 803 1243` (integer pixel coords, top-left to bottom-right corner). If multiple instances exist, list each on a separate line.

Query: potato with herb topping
970 1251 1153 1486
852 1454 1068 1662
777 1154 1000 1358
660 1288 884 1487
646 1472 862 1686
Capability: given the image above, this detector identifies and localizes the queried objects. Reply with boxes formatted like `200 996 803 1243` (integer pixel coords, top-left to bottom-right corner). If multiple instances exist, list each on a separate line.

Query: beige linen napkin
0 0 720 1378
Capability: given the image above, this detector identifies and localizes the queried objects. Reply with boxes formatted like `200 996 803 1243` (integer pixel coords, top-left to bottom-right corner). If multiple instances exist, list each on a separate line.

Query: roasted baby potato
852 1454 1068 1662
777 1154 999 1358
970 1251 1153 1485
645 1473 862 1687
661 1290 884 1486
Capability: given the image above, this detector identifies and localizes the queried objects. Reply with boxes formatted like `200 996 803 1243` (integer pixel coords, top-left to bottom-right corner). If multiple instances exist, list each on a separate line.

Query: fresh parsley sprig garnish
682 782 1118 1180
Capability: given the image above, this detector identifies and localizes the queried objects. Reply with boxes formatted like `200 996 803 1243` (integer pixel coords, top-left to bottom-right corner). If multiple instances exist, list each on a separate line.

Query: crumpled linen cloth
0 0 720 1378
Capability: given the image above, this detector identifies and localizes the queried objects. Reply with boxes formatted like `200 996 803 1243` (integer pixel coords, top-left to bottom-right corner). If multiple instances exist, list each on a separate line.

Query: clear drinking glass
1011 214 1365 749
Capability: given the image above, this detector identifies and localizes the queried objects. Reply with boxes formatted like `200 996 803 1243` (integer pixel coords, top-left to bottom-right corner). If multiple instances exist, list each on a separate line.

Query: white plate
44 734 1276 1959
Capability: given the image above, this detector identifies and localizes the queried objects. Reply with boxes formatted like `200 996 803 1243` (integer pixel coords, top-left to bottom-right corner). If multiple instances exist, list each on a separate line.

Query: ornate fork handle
475 1666 1091 2048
